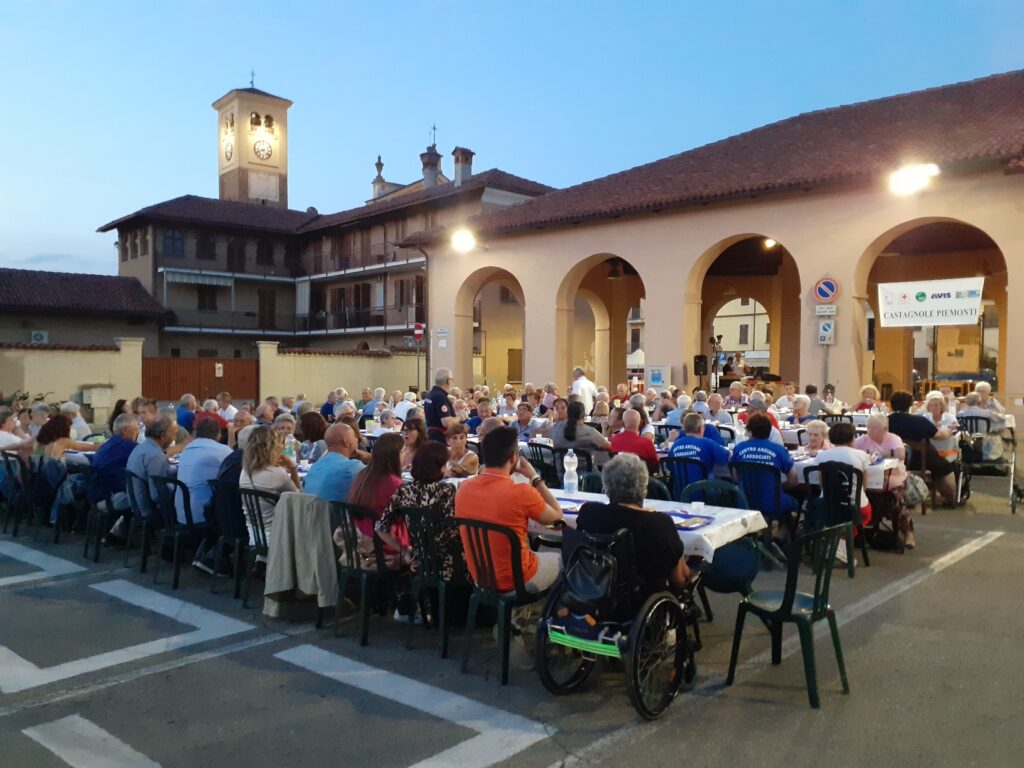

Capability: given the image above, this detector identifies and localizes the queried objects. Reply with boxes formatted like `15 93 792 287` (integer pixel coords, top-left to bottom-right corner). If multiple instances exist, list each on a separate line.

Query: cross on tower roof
430 123 437 146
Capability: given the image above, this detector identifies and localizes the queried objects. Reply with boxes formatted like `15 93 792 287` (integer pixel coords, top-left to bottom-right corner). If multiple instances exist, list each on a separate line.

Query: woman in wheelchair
537 453 698 720
575 453 690 591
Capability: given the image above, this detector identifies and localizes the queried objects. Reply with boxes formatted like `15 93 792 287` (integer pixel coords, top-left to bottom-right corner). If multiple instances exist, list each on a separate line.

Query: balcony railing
165 304 425 334
321 246 421 274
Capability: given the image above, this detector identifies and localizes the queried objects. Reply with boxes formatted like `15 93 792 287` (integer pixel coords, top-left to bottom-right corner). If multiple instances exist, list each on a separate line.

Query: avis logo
930 292 952 299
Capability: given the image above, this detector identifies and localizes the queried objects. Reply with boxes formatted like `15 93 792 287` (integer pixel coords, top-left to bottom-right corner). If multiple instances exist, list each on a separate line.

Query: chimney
371 155 387 199
452 147 475 187
420 144 442 187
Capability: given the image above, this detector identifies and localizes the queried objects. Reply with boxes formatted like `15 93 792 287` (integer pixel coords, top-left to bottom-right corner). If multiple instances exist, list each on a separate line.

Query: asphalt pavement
2 473 1023 768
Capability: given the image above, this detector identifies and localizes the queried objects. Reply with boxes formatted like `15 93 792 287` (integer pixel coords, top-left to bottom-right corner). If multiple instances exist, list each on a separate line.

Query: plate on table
555 497 581 512
666 511 714 530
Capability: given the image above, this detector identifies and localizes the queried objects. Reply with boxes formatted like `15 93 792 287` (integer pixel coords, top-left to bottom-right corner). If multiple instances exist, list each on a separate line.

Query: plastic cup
690 501 705 514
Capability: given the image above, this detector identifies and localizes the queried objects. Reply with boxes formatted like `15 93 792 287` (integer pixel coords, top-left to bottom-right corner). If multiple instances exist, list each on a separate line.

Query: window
197 285 218 311
141 230 149 257
197 233 216 260
162 230 184 258
630 328 641 354
425 211 437 230
500 286 519 304
234 349 242 359
130 235 139 259
740 297 750 307
738 324 749 345
312 254 323 274
170 348 180 358
256 239 274 266
765 322 771 344
226 239 245 271
396 218 408 240
119 240 127 262
360 230 371 262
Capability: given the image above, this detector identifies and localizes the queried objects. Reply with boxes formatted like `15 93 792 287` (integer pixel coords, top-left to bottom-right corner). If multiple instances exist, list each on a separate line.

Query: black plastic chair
27 456 68 543
782 428 808 449
400 506 468 658
1 451 31 535
207 479 249 598
717 425 737 444
726 522 851 708
802 462 869 578
124 468 157 573
654 424 676 444
457 517 547 685
239 488 278 608
526 442 559 486
659 456 709 502
329 500 392 646
80 464 119 563
151 475 202 590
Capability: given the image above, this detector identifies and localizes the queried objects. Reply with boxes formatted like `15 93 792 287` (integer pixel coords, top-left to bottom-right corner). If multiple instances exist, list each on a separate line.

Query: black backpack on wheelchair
536 526 697 720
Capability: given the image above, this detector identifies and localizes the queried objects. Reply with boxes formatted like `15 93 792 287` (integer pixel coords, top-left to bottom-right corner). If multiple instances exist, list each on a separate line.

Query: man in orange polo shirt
455 426 563 593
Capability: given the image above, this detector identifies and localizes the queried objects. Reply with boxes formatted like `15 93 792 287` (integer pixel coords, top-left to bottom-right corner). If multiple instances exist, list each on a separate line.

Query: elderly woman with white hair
791 394 815 424
803 419 831 456
972 381 1004 415
853 413 908 491
724 381 748 408
920 391 959 460
59 401 92 441
575 454 690 591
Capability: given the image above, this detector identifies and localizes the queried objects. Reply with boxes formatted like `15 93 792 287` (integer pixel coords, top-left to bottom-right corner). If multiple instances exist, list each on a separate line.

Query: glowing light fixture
763 238 777 249
889 163 940 196
451 228 477 253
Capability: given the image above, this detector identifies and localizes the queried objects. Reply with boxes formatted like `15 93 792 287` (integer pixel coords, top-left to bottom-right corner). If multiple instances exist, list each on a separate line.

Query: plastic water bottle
137 422 146 444
563 449 579 494
284 434 297 459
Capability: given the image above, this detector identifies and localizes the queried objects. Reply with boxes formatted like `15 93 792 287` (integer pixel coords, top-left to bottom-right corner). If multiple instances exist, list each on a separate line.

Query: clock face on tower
253 140 273 161
224 142 233 161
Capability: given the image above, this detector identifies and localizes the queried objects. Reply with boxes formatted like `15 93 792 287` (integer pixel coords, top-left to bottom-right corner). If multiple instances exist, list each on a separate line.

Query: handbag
903 473 929 506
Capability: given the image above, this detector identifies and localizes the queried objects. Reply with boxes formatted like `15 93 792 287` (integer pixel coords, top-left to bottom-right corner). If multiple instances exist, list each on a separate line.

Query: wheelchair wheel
625 592 688 720
536 585 597 695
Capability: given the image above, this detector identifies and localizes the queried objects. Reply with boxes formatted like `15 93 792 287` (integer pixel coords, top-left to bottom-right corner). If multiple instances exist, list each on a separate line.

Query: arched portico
684 234 802 385
853 217 1009 394
555 254 645 391
453 266 526 388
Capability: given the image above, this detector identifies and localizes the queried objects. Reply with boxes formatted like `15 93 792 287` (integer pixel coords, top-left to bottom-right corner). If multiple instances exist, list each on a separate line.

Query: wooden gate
142 358 259 402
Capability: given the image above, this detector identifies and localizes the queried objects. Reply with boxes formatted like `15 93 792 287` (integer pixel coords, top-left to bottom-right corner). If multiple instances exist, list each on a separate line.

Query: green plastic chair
457 517 546 685
329 500 393 645
645 476 672 501
679 479 749 508
578 471 603 493
726 522 851 708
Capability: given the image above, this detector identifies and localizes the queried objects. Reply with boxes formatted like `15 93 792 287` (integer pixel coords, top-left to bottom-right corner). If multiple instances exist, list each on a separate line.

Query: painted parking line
0 541 86 588
0 579 253 694
23 714 161 767
276 644 553 768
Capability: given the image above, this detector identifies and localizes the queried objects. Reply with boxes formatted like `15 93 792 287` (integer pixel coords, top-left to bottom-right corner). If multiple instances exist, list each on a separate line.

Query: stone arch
554 254 646 389
854 216 1009 393
683 234 802 383
453 266 526 388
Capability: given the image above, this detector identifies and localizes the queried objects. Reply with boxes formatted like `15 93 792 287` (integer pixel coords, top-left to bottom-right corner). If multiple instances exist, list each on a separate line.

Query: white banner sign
877 277 984 328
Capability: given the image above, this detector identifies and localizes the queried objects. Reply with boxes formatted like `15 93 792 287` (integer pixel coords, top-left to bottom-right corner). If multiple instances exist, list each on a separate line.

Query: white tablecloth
527 490 766 563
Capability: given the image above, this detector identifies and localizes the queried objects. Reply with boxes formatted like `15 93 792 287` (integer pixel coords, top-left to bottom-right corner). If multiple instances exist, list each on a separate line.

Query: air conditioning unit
29 330 49 344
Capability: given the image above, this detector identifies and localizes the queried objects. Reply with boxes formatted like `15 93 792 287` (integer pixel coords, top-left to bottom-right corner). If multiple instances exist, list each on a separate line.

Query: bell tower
212 86 292 208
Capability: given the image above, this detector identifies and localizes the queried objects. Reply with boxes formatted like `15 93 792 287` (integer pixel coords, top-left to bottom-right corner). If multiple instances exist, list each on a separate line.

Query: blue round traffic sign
814 277 840 303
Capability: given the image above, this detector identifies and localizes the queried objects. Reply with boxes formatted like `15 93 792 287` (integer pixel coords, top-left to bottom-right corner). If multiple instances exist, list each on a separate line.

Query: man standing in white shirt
216 391 238 421
570 366 598 416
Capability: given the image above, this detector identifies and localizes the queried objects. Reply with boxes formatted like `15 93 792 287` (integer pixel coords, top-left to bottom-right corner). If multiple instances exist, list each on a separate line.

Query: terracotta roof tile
97 171 552 237
450 69 1024 238
0 268 164 317
97 195 316 234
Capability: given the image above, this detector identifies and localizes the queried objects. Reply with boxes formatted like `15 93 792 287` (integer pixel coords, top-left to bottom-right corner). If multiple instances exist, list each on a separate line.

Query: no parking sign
814 277 840 303
818 319 836 345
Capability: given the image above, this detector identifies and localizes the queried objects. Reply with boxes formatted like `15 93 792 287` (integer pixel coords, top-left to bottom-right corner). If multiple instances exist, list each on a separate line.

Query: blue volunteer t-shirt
732 438 794 473
668 435 730 470
731 438 797 518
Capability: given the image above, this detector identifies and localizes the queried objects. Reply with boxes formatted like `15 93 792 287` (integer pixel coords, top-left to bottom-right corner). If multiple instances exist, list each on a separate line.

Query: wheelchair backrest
559 527 640 622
